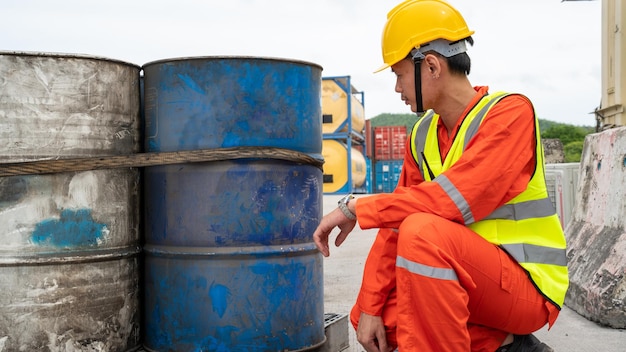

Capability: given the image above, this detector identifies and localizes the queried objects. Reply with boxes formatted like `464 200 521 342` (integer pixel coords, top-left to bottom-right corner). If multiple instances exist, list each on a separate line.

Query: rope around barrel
0 147 325 177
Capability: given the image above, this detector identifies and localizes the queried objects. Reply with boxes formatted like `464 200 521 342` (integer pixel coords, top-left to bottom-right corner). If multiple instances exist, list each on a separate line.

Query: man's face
391 59 417 113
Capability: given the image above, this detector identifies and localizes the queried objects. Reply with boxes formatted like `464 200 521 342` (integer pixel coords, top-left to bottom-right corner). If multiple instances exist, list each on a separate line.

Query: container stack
371 125 407 193
321 76 369 194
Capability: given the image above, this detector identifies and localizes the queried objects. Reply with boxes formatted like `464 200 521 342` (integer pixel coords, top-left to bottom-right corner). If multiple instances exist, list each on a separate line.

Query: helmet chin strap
413 57 425 115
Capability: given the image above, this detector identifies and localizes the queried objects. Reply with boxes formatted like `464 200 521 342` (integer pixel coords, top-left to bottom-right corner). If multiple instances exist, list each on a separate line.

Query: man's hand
356 312 392 352
312 207 356 257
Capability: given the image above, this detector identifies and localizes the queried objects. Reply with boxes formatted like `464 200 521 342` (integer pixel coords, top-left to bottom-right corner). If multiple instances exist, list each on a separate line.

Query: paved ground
321 194 625 352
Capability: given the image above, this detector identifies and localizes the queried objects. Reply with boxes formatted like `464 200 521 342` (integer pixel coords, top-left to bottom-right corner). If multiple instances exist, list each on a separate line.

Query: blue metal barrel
142 57 324 351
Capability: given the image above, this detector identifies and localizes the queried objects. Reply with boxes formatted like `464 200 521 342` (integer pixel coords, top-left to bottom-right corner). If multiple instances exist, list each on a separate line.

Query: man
312 1 569 351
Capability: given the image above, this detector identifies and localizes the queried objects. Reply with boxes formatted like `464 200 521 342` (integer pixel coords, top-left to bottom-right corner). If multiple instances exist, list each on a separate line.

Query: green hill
369 113 593 134
368 113 595 162
368 113 420 132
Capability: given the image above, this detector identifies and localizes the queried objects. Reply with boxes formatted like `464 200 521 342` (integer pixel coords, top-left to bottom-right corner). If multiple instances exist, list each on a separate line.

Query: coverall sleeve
354 136 425 315
356 94 536 236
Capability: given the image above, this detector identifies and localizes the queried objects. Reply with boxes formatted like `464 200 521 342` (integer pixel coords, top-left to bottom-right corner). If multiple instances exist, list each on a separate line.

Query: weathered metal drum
0 51 142 351
142 57 324 351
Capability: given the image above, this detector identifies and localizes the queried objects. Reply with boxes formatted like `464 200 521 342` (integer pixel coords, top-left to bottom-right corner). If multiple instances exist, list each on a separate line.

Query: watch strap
338 196 356 220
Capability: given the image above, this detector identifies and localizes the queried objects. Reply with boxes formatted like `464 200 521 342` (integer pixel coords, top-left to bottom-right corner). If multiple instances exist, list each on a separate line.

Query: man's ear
424 54 441 74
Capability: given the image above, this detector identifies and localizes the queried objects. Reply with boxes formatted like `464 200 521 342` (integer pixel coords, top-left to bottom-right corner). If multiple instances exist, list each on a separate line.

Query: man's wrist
337 193 356 220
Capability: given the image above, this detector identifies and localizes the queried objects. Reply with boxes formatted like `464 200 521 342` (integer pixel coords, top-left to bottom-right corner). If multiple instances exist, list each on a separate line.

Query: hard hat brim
374 63 391 73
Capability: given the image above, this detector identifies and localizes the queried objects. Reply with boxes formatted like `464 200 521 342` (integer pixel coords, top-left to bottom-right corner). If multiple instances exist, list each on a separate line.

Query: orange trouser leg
393 213 552 352
350 289 399 349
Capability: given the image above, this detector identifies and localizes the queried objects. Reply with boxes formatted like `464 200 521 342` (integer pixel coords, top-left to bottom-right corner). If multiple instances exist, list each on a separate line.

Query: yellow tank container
322 139 366 193
322 79 365 134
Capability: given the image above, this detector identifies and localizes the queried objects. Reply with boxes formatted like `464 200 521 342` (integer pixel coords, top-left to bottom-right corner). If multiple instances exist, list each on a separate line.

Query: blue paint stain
195 276 208 290
31 208 106 247
209 283 230 318
177 73 205 95
214 326 239 345
148 139 159 152
199 335 231 352
249 260 308 312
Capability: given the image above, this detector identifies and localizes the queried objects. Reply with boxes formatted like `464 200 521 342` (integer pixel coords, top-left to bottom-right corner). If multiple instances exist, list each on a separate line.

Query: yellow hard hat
376 0 475 72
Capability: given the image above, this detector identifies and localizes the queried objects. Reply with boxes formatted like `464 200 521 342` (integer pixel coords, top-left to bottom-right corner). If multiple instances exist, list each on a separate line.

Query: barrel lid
0 50 141 69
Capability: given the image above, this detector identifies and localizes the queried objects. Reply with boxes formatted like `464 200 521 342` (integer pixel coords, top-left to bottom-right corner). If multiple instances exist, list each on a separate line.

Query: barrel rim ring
0 50 141 69
142 55 323 71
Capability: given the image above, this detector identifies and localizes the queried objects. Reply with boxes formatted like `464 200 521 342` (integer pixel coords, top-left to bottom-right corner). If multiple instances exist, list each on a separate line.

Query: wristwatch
337 193 356 220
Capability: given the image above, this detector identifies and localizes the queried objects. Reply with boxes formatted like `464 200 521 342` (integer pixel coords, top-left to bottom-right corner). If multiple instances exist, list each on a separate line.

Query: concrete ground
321 194 625 352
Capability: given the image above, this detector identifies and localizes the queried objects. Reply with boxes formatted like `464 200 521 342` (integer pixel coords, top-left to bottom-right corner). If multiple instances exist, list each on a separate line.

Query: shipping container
374 126 407 161
374 159 404 193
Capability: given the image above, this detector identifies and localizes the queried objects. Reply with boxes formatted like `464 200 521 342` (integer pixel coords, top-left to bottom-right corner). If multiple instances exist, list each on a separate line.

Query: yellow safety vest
409 92 569 308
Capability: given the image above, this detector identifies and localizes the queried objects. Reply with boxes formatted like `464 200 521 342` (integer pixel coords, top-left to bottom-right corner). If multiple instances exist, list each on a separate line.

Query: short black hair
447 37 473 75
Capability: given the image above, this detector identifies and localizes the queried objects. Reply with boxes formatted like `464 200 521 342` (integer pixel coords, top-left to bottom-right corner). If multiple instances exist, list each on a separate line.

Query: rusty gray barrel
142 56 325 351
0 51 142 351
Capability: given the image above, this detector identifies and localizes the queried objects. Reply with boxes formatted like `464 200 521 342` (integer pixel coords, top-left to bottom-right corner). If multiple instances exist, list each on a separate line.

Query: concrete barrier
564 126 626 328
543 138 566 164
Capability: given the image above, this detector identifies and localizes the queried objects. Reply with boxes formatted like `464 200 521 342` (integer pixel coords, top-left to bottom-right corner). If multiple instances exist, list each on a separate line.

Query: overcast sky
1 0 601 126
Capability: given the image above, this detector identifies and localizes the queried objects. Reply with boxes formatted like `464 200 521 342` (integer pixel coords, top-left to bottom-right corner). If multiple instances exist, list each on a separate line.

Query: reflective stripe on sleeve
500 243 568 266
397 255 458 281
434 174 475 225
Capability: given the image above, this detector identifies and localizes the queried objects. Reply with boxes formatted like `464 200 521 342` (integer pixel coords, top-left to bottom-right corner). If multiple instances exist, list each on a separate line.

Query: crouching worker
312 1 569 351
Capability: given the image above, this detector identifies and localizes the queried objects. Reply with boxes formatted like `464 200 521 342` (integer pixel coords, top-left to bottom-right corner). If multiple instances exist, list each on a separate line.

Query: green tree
564 141 585 163
540 123 593 162
542 124 592 146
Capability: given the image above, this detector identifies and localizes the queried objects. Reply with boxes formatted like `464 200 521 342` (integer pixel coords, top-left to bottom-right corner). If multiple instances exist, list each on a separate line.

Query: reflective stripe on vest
501 243 568 267
483 198 555 221
408 91 569 308
411 111 436 179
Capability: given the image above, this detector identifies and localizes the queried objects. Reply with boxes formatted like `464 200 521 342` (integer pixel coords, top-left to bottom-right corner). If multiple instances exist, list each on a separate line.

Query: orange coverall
351 86 560 351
